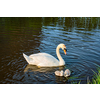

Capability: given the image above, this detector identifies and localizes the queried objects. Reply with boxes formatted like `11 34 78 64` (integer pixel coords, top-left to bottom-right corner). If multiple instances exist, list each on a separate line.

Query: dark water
0 17 100 84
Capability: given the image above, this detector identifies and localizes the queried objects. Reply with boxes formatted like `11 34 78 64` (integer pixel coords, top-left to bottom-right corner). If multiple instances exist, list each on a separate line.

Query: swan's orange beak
64 49 67 55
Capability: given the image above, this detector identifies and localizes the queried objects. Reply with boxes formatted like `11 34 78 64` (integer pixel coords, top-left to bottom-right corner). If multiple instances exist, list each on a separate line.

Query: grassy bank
92 67 100 84
86 64 100 84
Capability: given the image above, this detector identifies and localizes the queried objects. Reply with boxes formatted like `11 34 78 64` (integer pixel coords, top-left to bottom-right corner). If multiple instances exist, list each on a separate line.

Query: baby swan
64 69 71 77
55 69 71 77
55 70 64 76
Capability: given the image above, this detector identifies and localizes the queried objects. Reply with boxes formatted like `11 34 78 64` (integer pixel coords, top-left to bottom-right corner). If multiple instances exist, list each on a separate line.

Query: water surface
0 17 100 84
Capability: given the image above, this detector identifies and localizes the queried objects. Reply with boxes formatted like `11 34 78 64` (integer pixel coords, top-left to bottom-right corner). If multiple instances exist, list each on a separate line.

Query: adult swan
23 43 67 67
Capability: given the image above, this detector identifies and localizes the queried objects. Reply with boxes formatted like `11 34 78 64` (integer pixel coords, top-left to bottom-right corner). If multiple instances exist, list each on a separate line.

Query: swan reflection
24 64 65 73
24 64 70 83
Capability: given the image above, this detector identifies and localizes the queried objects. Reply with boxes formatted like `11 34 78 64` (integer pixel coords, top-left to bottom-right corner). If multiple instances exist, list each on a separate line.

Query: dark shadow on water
55 75 70 84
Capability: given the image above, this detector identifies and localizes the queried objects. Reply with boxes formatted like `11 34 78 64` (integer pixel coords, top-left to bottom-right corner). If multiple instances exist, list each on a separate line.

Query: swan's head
58 43 67 55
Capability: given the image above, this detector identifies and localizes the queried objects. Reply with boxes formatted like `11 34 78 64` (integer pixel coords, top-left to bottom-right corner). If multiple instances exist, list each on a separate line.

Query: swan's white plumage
29 53 59 66
23 43 67 67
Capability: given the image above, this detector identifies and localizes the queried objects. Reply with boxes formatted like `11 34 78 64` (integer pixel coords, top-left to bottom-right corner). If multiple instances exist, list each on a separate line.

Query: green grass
77 64 100 84
92 67 100 84
87 64 100 84
65 64 100 84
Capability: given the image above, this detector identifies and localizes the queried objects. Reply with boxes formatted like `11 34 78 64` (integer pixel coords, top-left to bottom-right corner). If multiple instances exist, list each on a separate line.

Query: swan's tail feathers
23 53 33 64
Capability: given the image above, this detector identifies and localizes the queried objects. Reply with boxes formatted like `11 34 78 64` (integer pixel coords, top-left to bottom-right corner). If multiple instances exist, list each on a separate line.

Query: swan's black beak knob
64 48 67 55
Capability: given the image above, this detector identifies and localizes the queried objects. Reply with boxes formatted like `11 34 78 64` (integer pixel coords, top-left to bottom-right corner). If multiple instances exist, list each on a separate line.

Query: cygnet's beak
64 48 67 55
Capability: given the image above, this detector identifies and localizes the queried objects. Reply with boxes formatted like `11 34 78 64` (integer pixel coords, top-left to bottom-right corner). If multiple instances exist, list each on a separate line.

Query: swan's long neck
56 45 65 65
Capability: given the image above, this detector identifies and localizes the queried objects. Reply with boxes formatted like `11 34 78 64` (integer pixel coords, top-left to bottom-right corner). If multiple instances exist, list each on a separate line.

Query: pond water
0 17 100 84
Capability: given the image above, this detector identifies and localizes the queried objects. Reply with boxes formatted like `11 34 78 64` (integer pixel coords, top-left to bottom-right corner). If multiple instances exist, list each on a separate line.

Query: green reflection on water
0 17 100 33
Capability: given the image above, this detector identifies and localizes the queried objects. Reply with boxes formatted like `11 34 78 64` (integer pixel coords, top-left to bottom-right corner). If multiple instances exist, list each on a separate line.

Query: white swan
23 43 67 67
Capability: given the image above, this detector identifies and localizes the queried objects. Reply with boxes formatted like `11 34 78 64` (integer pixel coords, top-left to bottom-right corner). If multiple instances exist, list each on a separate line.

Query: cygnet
55 70 64 76
64 69 71 77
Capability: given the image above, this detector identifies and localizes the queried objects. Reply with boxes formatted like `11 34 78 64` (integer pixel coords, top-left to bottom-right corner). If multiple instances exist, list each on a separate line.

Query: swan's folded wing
29 53 59 67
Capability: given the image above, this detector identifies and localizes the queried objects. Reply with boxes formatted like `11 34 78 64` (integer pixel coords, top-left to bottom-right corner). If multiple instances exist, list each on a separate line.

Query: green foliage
92 67 100 84
69 64 100 84
86 64 100 84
